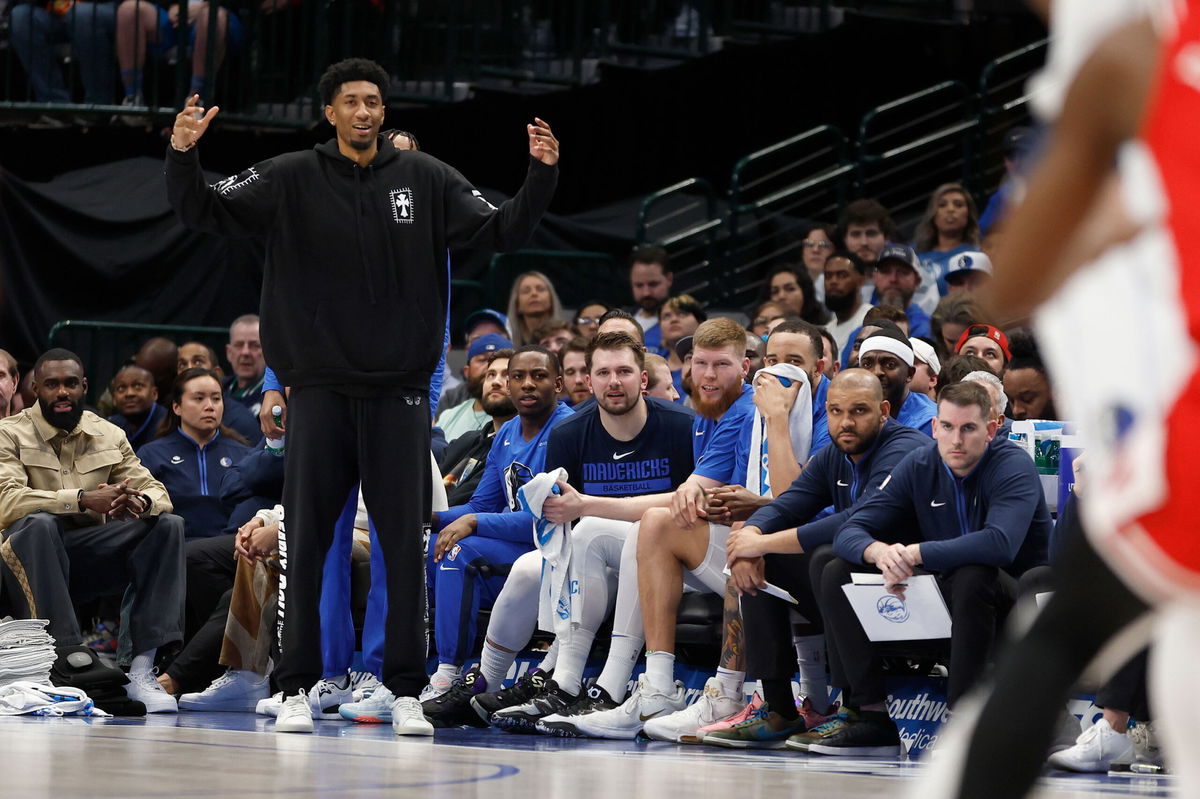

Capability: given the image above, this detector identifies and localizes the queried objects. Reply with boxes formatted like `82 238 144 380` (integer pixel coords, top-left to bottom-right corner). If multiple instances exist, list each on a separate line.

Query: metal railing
636 177 725 301
976 37 1047 193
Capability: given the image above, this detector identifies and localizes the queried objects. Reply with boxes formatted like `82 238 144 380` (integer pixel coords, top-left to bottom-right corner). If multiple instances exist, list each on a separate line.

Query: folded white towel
748 363 813 497
517 468 575 636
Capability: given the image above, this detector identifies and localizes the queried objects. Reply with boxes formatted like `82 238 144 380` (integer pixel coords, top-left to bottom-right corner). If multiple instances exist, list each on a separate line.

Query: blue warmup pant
427 533 530 666
319 489 387 678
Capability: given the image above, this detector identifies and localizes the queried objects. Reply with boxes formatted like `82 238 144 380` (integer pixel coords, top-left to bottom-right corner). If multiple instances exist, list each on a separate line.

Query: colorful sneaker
419 669 459 702
807 709 903 757
339 684 397 723
392 695 434 736
470 668 551 724
350 672 382 703
702 705 806 749
1047 719 1134 772
797 696 838 729
547 675 686 739
422 666 489 729
275 690 314 733
126 670 178 713
535 684 621 737
694 691 764 739
179 669 270 712
644 678 745 743
786 707 853 752
492 680 578 734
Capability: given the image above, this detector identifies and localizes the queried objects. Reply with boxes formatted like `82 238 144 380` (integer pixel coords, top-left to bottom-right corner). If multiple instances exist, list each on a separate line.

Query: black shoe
491 679 577 734
421 666 489 728
469 668 552 724
806 709 902 757
534 684 620 737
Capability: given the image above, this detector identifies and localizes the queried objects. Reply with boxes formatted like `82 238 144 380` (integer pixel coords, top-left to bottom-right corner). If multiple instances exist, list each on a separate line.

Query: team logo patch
877 595 910 623
390 187 415 224
448 544 461 561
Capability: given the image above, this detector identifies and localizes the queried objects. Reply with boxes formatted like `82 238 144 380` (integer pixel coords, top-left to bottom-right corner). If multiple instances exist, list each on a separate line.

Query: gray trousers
0 512 185 666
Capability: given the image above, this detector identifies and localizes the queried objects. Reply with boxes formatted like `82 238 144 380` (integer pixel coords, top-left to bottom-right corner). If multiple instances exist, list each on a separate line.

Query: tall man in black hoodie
165 58 560 736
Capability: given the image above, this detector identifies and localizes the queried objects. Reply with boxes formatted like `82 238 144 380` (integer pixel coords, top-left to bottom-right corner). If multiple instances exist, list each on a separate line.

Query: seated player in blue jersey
643 369 929 746
424 332 697 729
418 346 575 706
856 329 937 436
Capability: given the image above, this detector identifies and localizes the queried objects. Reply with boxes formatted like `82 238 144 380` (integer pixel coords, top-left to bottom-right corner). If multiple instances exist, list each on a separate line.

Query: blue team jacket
138 429 252 539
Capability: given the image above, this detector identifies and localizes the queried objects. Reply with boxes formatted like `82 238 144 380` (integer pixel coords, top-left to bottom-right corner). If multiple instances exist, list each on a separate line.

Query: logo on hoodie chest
389 187 415 224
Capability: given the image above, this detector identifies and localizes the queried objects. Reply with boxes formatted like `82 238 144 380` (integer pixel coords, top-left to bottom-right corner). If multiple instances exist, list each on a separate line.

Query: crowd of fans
0 179 1150 773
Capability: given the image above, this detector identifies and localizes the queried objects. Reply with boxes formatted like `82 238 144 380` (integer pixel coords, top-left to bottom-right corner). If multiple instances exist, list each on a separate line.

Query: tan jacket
0 404 171 530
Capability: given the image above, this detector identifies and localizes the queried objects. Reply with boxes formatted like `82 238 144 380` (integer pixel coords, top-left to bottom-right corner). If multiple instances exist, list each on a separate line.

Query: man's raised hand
527 117 559 166
171 94 219 152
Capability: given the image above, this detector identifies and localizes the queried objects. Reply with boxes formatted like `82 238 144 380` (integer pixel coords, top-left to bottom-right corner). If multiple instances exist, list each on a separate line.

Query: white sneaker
419 670 458 702
391 695 434 736
257 691 284 717
340 684 397 723
179 669 270 712
276 691 314 733
643 678 744 743
310 676 353 720
1130 721 1162 765
566 675 687 739
126 670 178 713
351 673 383 703
1047 719 1133 772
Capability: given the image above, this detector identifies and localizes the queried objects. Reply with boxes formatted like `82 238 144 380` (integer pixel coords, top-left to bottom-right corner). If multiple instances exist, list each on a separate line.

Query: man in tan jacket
0 348 185 712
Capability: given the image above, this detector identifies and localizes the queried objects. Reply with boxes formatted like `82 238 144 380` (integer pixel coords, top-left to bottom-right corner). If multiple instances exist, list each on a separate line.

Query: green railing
636 177 724 301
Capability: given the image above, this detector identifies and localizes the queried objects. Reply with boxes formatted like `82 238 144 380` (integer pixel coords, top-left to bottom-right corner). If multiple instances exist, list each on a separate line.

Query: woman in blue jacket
138 367 252 540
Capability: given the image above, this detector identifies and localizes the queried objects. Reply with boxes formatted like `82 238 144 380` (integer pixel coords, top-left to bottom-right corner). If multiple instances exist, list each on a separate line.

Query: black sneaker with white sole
470 668 552 724
491 680 578 734
535 684 620 737
422 666 489 728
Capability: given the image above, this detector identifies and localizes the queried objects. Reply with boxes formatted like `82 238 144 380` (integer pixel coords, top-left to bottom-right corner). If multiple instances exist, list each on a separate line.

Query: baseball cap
944 251 993 284
909 338 941 374
467 333 512 361
955 324 1011 360
464 308 509 336
675 335 694 360
875 243 921 271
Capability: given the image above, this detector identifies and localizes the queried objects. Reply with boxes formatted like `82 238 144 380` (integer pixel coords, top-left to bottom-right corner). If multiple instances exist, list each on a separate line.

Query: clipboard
841 573 952 641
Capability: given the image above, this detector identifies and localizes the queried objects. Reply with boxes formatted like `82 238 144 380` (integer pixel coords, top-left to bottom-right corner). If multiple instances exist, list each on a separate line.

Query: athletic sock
550 628 596 696
793 634 829 709
644 650 675 693
715 666 745 699
129 649 156 675
537 639 560 672
479 640 514 690
433 663 460 685
762 678 798 720
595 634 642 700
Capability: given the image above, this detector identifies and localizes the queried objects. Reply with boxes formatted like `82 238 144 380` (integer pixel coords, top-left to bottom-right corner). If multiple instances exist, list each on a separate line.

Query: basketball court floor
0 712 1174 797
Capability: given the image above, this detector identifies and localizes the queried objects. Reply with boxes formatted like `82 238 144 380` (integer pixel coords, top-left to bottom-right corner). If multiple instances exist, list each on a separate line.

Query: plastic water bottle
265 405 285 456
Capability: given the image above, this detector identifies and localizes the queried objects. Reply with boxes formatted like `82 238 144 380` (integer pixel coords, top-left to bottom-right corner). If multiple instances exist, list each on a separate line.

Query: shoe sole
179 700 261 712
394 724 435 736
275 721 314 733
340 711 390 723
807 743 902 757
470 697 505 725
493 715 543 734
702 736 786 749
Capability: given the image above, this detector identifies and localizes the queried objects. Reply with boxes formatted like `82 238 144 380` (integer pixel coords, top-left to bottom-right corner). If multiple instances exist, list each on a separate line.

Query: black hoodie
165 137 557 394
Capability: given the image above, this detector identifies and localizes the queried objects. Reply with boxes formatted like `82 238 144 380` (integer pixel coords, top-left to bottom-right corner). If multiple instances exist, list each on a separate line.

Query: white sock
596 634 642 700
715 666 745 699
480 640 516 690
537 639 560 672
130 649 156 675
551 628 596 696
433 663 460 684
645 650 675 693
793 634 829 708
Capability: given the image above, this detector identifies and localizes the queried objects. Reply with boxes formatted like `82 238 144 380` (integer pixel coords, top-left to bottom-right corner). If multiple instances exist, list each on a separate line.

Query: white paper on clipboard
722 567 799 606
841 573 952 641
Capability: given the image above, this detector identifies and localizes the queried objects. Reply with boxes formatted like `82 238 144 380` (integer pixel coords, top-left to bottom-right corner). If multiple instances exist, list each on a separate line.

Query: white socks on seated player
645 650 675 693
794 634 830 708
129 649 157 676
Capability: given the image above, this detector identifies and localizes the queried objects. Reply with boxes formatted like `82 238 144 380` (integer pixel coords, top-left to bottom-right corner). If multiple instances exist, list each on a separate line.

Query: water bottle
265 405 285 456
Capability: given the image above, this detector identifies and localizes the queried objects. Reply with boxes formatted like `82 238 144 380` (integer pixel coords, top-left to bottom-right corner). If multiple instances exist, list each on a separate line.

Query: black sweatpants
183 534 237 643
819 556 1016 708
272 385 431 698
742 550 824 680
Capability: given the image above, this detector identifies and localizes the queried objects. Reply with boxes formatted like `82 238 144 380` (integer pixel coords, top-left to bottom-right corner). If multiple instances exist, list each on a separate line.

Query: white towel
516 468 575 636
0 681 108 717
748 364 813 498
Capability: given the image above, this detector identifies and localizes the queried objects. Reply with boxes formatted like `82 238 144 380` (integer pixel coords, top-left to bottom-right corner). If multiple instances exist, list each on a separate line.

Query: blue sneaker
702 705 807 749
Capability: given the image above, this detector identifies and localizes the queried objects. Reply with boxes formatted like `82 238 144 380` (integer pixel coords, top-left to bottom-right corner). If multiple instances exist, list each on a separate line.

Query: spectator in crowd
173 340 263 445
0 349 20 417
819 328 840 379
841 318 904 371
910 338 941 401
107 364 167 450
437 309 510 410
871 244 933 338
701 370 928 747
805 381 1050 755
224 314 265 415
382 128 420 150
660 294 705 374
439 349 515 507
955 324 1010 376
800 224 837 303
573 300 610 341
560 337 592 407
944 251 994 295
931 293 986 361
762 264 830 326
597 308 645 344
914 183 982 311
134 336 179 403
857 328 936 435
962 370 1011 436
0 348 183 712
423 346 574 700
749 300 789 340
628 246 673 357
836 200 893 269
115 0 246 109
9 0 116 106
644 353 679 402
938 353 994 393
506 271 563 348
535 319 574 354
137 366 252 540
979 126 1034 236
1003 330 1059 421
435 333 513 444
823 250 872 355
